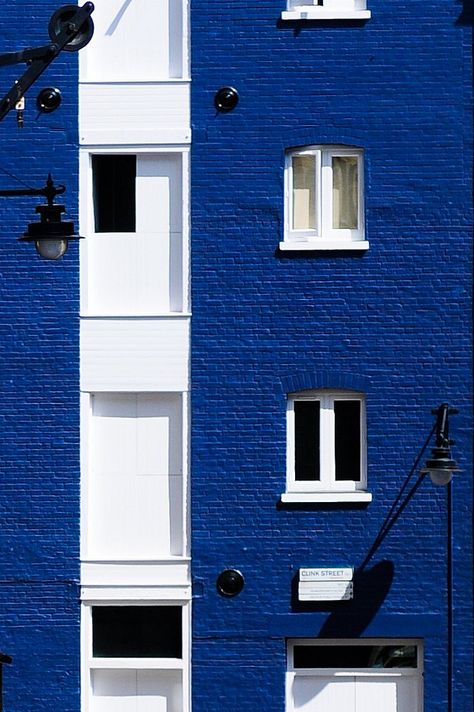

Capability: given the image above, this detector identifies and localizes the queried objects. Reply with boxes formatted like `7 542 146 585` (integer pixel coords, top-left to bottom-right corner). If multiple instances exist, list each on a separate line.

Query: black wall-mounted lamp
0 174 81 259
421 404 461 485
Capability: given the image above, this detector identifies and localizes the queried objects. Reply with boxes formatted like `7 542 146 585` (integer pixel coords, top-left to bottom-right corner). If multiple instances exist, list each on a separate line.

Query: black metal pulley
48 3 95 52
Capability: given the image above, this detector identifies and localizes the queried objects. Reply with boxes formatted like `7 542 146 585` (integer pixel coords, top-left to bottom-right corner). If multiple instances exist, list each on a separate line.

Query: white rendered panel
292 676 355 712
136 155 182 234
91 670 182 712
87 154 183 315
89 394 183 558
81 0 183 81
355 676 418 712
79 84 191 145
92 670 136 712
80 318 189 392
137 671 182 712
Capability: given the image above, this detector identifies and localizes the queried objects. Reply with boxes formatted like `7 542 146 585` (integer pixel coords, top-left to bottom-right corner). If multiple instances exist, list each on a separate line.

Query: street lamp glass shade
19 200 81 259
427 469 455 486
35 237 68 260
421 452 461 486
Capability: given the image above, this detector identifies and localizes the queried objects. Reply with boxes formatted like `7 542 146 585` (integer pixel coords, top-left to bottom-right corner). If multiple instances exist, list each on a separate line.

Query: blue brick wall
191 2 473 712
0 3 80 711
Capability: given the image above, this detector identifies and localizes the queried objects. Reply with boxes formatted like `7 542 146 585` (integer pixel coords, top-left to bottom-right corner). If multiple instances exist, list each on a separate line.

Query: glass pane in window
332 156 358 229
292 155 316 230
294 401 320 481
334 400 361 481
293 645 417 669
93 606 182 658
93 155 136 232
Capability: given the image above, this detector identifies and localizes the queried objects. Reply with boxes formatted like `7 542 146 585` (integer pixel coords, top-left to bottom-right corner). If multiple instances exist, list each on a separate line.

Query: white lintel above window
282 1 371 21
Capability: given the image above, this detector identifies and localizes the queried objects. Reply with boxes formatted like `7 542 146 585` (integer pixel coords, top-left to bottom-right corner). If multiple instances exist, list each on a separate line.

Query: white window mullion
321 151 333 240
315 149 322 238
320 395 335 488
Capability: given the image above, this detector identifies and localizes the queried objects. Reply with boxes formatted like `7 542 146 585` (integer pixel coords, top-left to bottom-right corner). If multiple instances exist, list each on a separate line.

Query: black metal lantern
421 404 461 485
0 175 82 260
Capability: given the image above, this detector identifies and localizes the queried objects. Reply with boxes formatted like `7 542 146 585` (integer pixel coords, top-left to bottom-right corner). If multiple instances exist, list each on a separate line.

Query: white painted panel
355 677 396 711
86 154 183 315
136 394 182 476
91 670 182 712
79 83 191 145
88 394 183 559
80 561 190 588
292 676 355 712
86 232 183 315
81 1 183 81
355 676 419 712
92 670 137 712
80 318 189 392
136 155 182 234
137 671 182 712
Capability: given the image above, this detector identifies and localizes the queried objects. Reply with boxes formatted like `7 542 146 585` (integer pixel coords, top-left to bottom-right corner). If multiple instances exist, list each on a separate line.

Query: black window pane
93 606 182 658
93 155 136 232
335 400 361 481
293 645 417 669
294 401 320 481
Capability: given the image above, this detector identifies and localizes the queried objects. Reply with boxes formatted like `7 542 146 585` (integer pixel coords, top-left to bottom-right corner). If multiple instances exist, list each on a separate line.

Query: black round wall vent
214 87 239 112
216 569 245 597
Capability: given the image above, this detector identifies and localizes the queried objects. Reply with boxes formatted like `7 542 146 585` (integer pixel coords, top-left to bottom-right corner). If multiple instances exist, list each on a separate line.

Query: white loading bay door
287 640 423 712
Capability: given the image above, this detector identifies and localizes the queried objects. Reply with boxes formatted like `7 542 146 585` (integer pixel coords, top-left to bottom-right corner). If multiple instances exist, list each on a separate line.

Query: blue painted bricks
191 2 473 712
0 3 80 711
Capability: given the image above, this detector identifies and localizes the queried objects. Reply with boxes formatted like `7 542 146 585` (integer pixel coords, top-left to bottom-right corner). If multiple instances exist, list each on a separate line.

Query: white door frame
287 638 424 712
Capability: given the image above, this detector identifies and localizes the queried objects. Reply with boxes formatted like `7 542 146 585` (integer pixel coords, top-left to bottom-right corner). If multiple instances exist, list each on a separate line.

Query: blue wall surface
191 2 473 712
0 3 80 711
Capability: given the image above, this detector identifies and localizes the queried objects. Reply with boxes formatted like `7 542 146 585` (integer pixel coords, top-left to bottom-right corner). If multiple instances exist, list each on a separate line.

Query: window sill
281 10 371 20
89 658 184 670
281 492 372 503
279 240 369 251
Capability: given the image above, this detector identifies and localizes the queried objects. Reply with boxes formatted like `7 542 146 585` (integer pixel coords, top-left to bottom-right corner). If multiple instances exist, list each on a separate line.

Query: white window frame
281 146 368 251
81 601 190 712
282 1 371 22
287 638 424 672
286 639 423 712
282 390 371 504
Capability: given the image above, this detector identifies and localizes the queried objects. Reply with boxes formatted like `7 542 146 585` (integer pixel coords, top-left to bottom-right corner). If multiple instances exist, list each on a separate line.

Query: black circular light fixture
36 87 62 113
214 86 239 112
216 569 245 597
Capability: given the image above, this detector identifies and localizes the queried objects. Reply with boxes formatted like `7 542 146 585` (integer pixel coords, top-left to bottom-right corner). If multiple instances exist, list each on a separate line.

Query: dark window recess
293 645 417 669
93 606 182 658
334 400 361 481
93 155 136 232
295 400 320 481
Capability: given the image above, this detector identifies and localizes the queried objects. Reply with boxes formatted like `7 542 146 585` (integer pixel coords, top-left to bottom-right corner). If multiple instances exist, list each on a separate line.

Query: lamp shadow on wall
290 424 438 635
291 560 394 638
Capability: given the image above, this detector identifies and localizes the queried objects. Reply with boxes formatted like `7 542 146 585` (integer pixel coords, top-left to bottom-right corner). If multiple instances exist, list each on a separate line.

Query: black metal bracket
0 3 94 122
0 174 65 204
